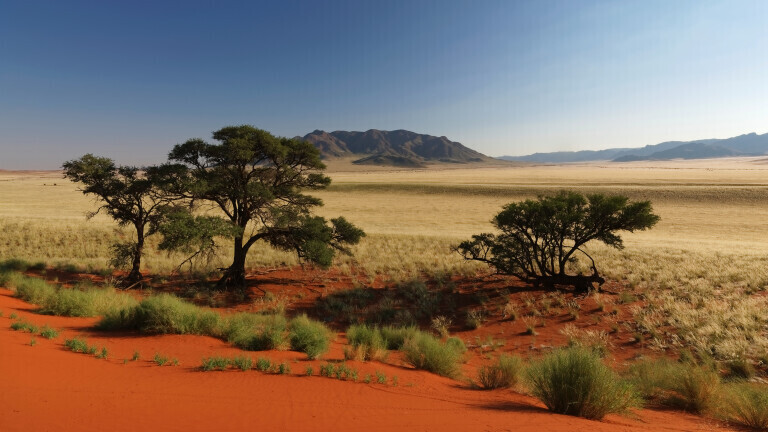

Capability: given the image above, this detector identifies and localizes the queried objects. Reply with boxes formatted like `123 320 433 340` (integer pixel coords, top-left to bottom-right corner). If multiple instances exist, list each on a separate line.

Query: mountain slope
500 133 768 163
298 129 490 165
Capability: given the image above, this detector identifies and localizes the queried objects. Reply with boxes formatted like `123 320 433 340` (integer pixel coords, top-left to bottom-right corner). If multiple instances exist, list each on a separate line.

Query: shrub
478 355 523 389
430 315 452 338
222 312 288 351
96 347 109 359
201 356 231 371
277 362 291 375
720 383 768 430
526 347 640 419
401 331 464 378
10 320 38 333
376 370 387 384
289 314 331 359
154 353 170 366
345 324 388 361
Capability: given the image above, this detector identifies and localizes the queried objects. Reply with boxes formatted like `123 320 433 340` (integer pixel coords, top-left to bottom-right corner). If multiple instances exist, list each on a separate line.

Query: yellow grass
2 157 768 361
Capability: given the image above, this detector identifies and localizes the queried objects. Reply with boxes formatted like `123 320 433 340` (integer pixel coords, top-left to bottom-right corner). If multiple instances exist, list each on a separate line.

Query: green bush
401 331 464 378
345 324 388 361
289 314 331 359
720 383 768 430
478 355 523 389
39 325 59 339
526 347 640 420
64 337 96 354
10 320 38 333
222 312 287 351
256 357 272 372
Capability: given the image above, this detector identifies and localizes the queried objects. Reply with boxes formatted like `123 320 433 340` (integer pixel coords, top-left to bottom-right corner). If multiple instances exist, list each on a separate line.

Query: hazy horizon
2 0 767 169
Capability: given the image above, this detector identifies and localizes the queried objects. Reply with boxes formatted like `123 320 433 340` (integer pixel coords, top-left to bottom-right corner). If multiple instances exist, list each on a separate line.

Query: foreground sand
0 288 733 432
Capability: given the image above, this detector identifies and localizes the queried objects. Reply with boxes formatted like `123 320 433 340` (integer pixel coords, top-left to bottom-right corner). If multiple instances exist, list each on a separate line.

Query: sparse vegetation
477 355 523 389
345 324 388 361
720 383 768 430
201 356 231 371
401 331 464 378
289 315 331 359
526 347 640 420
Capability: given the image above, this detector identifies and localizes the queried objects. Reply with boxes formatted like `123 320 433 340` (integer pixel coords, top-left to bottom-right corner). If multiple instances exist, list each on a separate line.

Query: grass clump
153 353 169 366
256 357 272 372
6 272 137 317
477 355 524 389
96 346 109 359
232 356 253 371
98 293 221 336
201 356 231 371
39 325 59 339
625 358 721 414
64 337 97 354
289 314 331 359
720 383 768 430
345 324 388 361
222 312 288 351
10 320 38 333
526 347 640 420
379 325 419 350
401 331 464 378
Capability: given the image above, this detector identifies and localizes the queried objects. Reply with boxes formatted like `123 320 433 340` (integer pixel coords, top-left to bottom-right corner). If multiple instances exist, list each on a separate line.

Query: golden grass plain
1 157 768 362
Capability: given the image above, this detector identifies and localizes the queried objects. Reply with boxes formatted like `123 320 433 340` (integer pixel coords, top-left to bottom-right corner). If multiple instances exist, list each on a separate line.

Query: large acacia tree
62 154 180 285
457 191 659 292
168 125 364 288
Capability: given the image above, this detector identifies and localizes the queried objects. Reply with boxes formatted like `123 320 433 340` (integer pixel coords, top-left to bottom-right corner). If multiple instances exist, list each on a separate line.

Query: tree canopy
62 154 179 285
457 191 659 292
167 125 364 288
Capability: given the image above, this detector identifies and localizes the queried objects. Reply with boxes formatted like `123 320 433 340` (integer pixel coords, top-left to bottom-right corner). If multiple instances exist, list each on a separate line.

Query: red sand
0 286 734 432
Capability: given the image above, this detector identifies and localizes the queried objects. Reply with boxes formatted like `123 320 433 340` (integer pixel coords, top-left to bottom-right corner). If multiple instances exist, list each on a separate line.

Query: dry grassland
2 157 768 362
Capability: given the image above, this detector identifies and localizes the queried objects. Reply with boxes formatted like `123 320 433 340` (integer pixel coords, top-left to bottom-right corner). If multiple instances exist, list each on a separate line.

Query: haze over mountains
500 132 768 163
298 129 491 167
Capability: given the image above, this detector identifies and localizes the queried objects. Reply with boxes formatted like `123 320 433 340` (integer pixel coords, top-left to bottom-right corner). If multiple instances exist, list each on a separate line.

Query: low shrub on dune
289 314 331 359
401 331 464 378
222 312 288 351
477 354 523 389
526 347 640 420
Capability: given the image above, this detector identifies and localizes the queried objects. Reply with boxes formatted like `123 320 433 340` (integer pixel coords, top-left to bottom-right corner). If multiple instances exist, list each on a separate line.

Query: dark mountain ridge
298 129 491 166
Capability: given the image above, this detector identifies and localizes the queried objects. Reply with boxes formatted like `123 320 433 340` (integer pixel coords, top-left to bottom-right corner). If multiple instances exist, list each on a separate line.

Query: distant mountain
499 132 768 163
298 129 491 166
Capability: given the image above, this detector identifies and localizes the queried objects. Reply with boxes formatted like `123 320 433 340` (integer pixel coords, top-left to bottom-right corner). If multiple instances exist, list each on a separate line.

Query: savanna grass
345 324 388 361
720 383 768 430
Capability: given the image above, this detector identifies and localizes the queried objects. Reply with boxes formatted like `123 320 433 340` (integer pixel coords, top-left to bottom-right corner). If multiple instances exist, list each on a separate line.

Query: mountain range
297 129 491 167
500 132 768 163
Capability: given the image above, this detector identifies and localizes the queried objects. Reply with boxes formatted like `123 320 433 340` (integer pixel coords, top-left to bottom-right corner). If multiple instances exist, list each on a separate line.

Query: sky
1 0 767 169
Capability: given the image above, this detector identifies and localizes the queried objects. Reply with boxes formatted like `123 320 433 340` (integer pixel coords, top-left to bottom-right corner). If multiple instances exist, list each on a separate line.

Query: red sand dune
0 287 735 432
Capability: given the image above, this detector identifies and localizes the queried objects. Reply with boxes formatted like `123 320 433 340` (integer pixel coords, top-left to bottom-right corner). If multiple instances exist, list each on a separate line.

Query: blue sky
1 0 766 169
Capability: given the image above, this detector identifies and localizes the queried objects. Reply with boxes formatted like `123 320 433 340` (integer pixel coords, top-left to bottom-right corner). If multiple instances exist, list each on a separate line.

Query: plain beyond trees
167 125 365 288
457 191 659 292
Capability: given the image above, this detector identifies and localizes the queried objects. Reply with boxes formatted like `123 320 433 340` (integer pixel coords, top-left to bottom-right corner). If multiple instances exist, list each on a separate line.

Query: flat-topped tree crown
168 125 363 288
457 191 659 292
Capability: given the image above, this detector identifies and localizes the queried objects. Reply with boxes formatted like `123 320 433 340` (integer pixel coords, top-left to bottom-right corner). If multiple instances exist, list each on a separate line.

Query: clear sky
1 0 766 169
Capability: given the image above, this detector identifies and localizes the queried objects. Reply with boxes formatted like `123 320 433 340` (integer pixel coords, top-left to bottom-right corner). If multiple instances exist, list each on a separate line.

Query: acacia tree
457 191 659 292
167 125 365 288
62 154 180 285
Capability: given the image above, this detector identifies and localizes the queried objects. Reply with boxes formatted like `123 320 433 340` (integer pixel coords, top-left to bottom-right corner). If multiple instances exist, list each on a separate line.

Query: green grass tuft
401 331 464 378
222 312 287 351
526 347 641 420
478 354 524 389
201 356 231 371
720 382 768 430
345 324 388 361
289 314 331 359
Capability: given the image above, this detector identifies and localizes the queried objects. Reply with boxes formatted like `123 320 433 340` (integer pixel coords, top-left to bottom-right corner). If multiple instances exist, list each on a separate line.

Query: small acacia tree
63 154 180 285
167 125 365 288
457 191 659 292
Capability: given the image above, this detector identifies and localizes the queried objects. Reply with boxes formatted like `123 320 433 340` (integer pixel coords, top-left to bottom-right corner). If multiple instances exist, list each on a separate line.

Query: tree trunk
124 233 144 287
219 236 248 289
